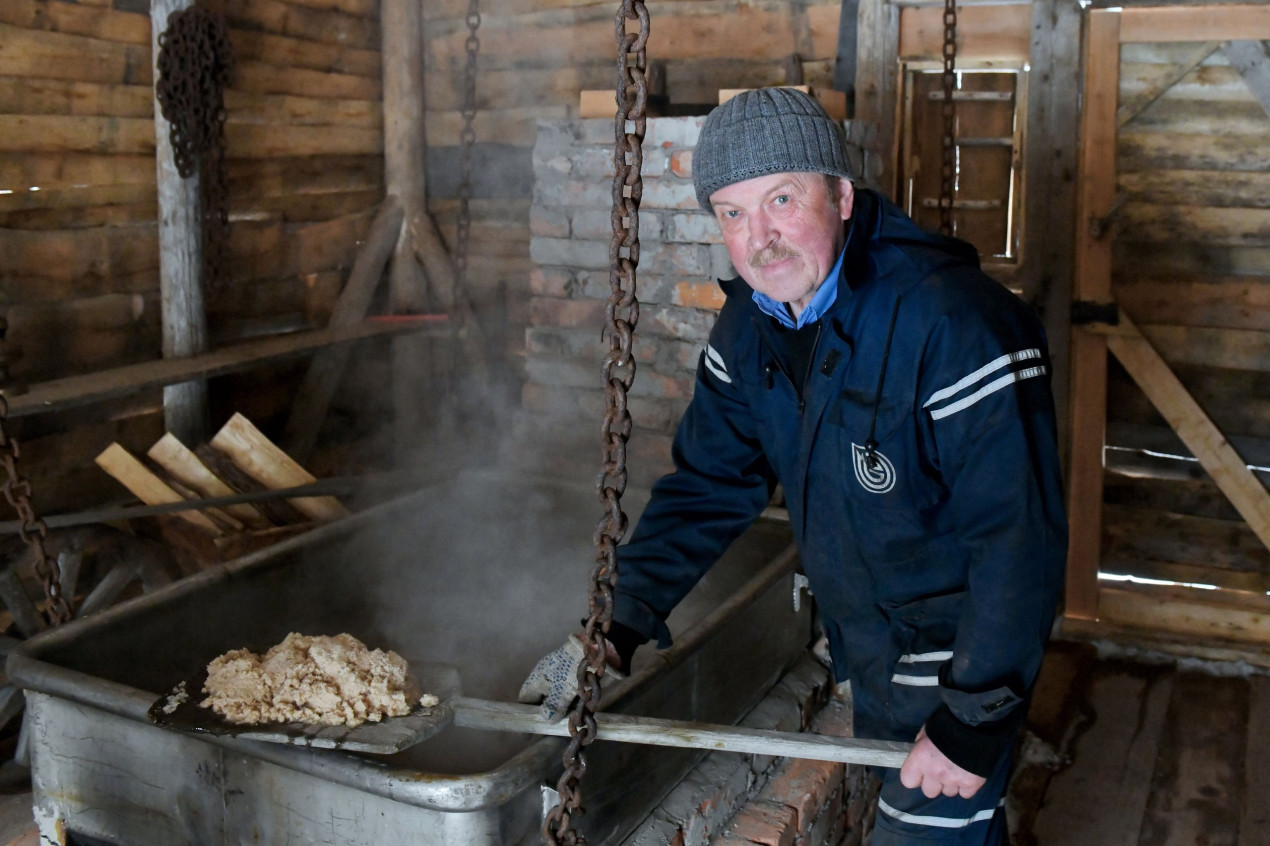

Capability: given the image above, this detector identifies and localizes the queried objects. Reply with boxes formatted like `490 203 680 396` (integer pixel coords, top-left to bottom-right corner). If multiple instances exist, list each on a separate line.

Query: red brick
726 800 797 846
764 758 844 832
529 295 606 329
673 280 726 310
670 149 694 178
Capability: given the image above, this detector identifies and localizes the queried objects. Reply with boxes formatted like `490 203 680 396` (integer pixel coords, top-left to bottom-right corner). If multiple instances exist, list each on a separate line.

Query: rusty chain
454 0 481 297
155 7 234 298
0 316 71 627
542 1 648 843
938 0 958 237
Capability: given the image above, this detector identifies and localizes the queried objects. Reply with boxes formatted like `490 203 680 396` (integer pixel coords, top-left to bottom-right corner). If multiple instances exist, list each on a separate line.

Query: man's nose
747 209 776 251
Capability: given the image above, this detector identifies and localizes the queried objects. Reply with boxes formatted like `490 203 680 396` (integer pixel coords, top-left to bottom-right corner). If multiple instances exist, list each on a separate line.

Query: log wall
0 0 384 512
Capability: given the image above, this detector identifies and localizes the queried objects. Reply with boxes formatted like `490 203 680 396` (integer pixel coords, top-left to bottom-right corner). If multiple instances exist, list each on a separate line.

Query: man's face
710 172 854 316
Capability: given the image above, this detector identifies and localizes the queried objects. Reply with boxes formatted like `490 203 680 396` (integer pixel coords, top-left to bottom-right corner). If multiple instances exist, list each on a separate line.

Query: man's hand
899 726 987 799
517 634 625 722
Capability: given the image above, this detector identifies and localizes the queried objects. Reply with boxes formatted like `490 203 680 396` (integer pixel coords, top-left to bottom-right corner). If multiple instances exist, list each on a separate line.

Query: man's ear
835 177 855 221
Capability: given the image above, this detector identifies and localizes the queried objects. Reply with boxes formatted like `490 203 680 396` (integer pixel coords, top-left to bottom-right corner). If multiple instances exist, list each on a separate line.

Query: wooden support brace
1116 41 1219 128
408 210 488 368
1101 314 1270 554
281 197 404 462
1222 40 1270 122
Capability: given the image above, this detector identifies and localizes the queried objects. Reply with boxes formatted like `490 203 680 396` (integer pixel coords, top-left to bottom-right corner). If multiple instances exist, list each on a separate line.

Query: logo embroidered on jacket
851 443 896 493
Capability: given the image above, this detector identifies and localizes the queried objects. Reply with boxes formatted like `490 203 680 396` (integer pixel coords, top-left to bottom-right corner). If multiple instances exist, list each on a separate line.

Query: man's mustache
749 244 800 269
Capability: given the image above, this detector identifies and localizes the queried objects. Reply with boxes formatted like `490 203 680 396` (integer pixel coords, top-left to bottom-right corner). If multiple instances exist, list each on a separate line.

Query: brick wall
523 116 730 486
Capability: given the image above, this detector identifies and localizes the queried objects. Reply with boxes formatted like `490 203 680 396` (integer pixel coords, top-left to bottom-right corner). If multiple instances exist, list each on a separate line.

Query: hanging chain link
454 0 481 298
938 0 958 237
155 7 234 298
542 2 648 843
0 317 71 627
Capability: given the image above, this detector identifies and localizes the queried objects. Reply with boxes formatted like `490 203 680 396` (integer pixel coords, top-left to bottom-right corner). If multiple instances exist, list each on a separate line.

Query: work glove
518 634 625 722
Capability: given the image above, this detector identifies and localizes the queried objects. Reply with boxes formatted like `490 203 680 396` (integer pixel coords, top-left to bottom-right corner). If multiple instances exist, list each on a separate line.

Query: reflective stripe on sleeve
704 343 731 384
878 798 1005 829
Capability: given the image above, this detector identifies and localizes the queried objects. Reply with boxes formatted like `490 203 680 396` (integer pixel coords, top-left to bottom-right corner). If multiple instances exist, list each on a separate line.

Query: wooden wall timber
0 0 385 513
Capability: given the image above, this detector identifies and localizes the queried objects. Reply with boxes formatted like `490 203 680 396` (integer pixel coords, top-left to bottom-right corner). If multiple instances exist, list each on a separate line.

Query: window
898 67 1027 274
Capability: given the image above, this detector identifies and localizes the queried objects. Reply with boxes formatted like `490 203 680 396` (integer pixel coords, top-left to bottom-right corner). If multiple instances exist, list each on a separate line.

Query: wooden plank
0 153 153 192
281 198 402 460
210 413 349 522
854 0 900 193
1117 41 1219 128
579 89 614 118
94 443 222 533
1103 502 1269 575
147 433 270 528
1120 130 1270 173
231 60 380 102
0 224 158 290
898 4 1031 62
1120 61 1254 104
1240 675 1270 846
223 91 381 128
1120 6 1270 44
1105 315 1270 555
1101 557 1270 597
1100 582 1270 643
225 123 381 158
0 23 151 85
1031 668 1173 845
0 115 154 155
1140 672 1246 846
0 77 153 118
1223 40 1270 122
0 0 149 44
1065 9 1121 621
1135 325 1270 372
3 318 447 418
450 697 913 768
204 0 380 51
1117 170 1270 210
1123 98 1270 137
228 29 381 78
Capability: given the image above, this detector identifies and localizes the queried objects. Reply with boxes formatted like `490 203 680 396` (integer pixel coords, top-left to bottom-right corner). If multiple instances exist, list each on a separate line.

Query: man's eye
773 195 789 205
723 210 740 219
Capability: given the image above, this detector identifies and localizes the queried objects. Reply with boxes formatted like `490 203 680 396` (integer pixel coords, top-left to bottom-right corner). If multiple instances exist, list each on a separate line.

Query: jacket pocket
827 389 934 512
884 590 965 730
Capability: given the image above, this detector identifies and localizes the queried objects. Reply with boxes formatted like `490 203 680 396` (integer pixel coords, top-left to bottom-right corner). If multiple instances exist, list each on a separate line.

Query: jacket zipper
754 319 823 415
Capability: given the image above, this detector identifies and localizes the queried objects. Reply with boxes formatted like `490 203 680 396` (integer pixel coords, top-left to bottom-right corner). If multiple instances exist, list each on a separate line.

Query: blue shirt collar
751 244 846 329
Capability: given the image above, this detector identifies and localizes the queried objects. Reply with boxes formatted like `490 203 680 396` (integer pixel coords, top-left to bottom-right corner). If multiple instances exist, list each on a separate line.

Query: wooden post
381 0 432 453
151 0 210 445
1020 0 1081 461
854 0 901 195
1065 10 1121 621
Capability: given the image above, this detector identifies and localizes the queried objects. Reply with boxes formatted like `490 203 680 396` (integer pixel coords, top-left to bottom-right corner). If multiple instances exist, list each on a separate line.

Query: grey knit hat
693 87 852 212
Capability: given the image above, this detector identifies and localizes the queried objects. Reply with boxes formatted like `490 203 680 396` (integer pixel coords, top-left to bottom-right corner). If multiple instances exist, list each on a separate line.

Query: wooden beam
1117 41 1219 128
1020 0 1081 463
1098 585 1270 645
898 5 1031 62
281 197 403 461
1105 314 1270 556
1064 10 1121 622
1223 40 1270 122
1120 6 1270 44
210 413 349 523
152 0 209 446
854 0 900 194
381 0 431 452
3 317 447 419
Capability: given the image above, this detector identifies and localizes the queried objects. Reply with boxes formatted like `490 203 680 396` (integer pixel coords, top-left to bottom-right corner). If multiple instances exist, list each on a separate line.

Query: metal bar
956 136 1015 147
0 472 425 534
453 698 913 768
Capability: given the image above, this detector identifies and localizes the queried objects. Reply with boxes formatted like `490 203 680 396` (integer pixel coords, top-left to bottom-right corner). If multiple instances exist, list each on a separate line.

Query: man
521 87 1066 845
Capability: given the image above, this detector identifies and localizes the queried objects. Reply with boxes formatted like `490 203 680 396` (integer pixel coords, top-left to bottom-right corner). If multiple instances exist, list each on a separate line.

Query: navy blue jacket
613 189 1067 773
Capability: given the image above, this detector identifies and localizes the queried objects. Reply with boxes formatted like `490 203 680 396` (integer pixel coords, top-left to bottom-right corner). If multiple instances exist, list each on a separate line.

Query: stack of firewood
95 413 349 570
